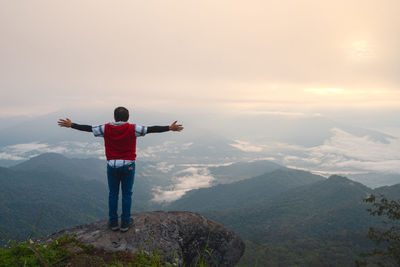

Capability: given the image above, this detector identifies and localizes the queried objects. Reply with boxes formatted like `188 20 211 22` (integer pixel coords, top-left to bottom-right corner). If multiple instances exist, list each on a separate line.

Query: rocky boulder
44 211 245 267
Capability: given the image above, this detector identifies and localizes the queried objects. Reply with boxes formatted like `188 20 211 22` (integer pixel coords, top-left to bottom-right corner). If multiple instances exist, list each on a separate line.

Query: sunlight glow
305 88 344 95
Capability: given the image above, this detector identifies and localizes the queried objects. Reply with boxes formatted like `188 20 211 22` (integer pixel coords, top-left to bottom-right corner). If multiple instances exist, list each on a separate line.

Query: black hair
114 106 129 122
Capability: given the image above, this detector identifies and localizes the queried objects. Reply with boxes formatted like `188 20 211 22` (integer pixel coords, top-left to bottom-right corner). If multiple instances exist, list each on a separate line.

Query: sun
349 40 377 61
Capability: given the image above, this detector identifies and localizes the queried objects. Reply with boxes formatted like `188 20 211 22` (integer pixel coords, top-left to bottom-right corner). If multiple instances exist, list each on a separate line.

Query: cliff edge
44 211 245 267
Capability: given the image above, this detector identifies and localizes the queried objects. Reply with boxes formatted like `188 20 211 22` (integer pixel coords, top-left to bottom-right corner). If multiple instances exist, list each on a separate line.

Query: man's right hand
58 118 72 128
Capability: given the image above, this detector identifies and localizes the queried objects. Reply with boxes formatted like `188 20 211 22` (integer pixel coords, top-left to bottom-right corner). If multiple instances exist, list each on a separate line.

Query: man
57 107 183 232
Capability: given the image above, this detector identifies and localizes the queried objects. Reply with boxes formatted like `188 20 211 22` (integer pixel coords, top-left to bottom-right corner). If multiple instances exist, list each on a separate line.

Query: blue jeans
107 162 135 223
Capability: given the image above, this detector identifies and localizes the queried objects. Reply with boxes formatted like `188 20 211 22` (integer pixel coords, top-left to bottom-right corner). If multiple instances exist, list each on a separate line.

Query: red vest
104 123 137 161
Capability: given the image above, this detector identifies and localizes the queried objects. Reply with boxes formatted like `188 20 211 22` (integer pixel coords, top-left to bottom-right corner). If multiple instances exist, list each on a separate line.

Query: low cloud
231 128 400 174
151 167 215 203
0 141 104 163
230 140 306 154
230 140 264 152
282 128 400 173
153 162 175 174
6 143 56 154
0 152 25 161
310 128 400 162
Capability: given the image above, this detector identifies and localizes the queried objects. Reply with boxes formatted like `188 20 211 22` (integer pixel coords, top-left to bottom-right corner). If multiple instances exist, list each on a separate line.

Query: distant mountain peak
323 174 372 193
328 174 359 184
11 152 69 170
328 174 349 180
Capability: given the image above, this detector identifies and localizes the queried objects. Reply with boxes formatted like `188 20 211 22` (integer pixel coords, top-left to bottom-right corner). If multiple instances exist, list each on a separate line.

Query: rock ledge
45 211 245 267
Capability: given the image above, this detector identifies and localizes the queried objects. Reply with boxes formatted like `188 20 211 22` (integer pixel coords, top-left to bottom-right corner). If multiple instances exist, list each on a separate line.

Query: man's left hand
169 121 184 132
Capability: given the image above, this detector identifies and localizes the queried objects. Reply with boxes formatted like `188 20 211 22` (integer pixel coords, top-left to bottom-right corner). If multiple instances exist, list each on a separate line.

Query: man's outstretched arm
147 121 183 133
58 118 92 132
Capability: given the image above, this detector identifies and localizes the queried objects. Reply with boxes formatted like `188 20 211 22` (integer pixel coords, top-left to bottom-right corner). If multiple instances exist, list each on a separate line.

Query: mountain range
1 153 399 266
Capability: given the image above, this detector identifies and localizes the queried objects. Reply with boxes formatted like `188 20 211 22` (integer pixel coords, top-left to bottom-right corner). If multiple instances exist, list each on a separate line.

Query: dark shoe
120 218 133 232
108 220 119 231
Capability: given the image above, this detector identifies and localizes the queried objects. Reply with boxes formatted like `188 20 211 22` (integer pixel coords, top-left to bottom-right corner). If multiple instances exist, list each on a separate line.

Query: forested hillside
167 171 399 266
0 166 107 245
0 154 164 245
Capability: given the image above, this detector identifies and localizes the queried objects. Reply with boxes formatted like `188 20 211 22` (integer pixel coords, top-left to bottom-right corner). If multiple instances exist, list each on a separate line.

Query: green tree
357 194 400 266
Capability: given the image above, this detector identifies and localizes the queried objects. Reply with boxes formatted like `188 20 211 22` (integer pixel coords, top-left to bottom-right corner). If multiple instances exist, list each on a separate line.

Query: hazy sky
0 0 399 116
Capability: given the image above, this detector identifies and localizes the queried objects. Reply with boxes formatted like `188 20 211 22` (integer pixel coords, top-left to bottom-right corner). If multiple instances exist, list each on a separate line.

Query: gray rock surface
45 211 245 267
